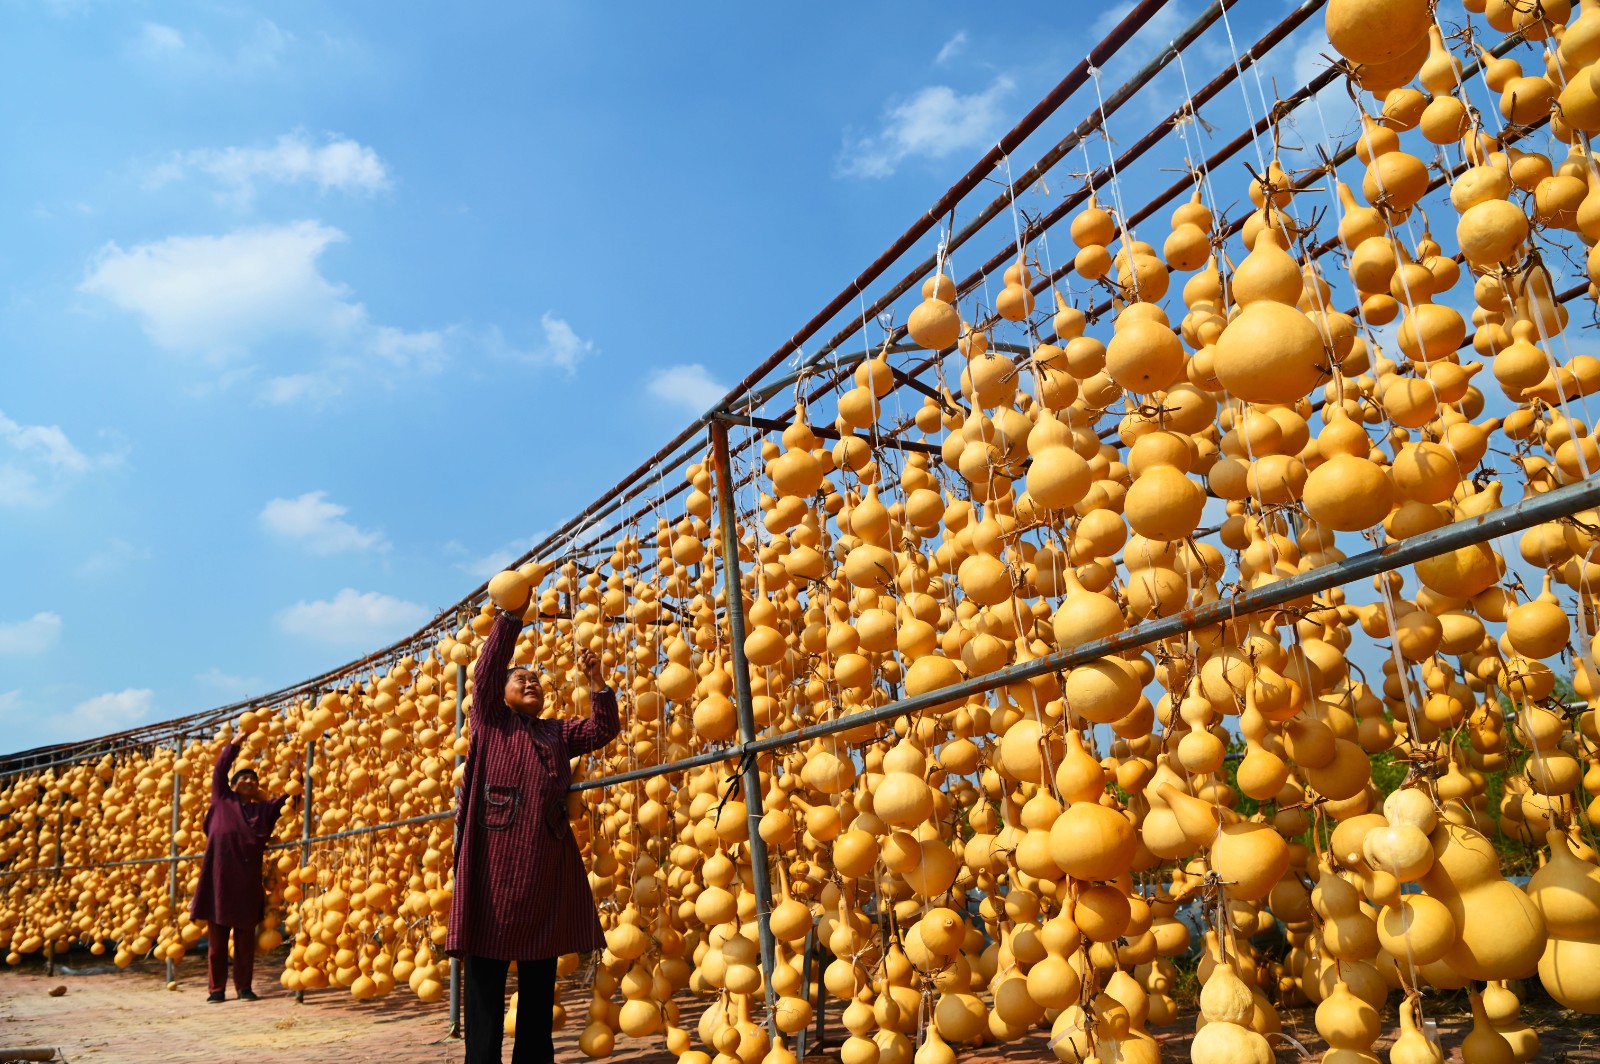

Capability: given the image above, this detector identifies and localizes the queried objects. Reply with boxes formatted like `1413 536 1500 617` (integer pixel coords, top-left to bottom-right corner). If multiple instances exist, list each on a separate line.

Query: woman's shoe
238 990 259 1001
206 991 226 1003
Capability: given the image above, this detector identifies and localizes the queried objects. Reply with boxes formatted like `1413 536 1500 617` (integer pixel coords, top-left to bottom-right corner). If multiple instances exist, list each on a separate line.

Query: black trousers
465 954 558 1064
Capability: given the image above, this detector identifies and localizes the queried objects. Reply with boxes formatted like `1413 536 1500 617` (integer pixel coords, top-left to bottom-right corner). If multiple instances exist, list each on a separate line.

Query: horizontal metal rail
0 13 1557 781
14 474 1596 881
0 1 1186 775
569 474 1600 790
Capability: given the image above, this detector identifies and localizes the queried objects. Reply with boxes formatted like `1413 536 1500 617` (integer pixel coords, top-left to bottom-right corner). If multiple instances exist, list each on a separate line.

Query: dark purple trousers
206 924 255 995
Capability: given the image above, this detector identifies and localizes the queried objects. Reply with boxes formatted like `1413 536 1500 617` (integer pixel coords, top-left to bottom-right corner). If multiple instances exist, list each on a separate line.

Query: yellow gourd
1528 828 1600 1011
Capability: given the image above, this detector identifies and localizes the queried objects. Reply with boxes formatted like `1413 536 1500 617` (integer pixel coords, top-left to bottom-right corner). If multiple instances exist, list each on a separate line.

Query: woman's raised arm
564 648 620 756
211 741 241 800
564 688 620 757
471 609 523 727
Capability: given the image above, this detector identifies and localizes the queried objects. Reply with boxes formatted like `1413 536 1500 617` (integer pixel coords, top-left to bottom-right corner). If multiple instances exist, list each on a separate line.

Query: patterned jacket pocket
481 785 519 831
543 794 570 838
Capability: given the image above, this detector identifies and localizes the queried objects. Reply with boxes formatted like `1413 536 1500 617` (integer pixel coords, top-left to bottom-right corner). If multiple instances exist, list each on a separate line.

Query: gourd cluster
6 0 1600 1060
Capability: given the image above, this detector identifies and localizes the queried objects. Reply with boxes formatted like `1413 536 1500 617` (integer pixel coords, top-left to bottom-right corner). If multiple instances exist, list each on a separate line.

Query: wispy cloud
646 363 728 412
934 31 968 65
838 75 1014 179
148 131 390 206
0 410 122 508
277 588 429 646
81 221 363 360
68 688 156 734
445 533 550 580
128 18 291 76
0 612 62 656
196 666 260 695
79 221 446 402
81 223 583 402
485 314 596 375
77 538 149 577
260 491 387 554
0 687 157 750
135 22 185 55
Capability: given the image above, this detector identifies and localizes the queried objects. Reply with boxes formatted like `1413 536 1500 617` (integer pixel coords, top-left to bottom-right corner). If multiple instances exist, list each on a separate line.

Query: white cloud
1 412 92 474
196 667 260 694
149 131 390 205
68 688 155 734
447 533 550 580
0 411 120 507
934 31 968 65
80 221 446 401
277 589 429 646
838 75 1015 179
0 688 157 751
646 363 728 412
1283 26 1359 141
261 491 387 554
370 325 447 371
257 371 332 405
508 313 594 373
0 613 62 656
77 538 149 577
129 18 290 74
481 314 595 375
81 221 360 359
136 23 185 54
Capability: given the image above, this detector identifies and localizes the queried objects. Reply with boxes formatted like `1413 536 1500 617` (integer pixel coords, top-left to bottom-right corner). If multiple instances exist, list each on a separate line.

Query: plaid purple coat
445 611 619 961
189 742 288 928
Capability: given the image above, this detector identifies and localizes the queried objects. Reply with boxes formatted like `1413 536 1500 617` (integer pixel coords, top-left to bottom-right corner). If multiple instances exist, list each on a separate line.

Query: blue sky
0 1 1433 750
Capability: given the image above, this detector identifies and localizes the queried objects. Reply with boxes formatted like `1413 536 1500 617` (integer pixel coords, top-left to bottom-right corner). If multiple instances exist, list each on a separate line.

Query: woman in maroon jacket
190 740 293 1002
447 604 619 1064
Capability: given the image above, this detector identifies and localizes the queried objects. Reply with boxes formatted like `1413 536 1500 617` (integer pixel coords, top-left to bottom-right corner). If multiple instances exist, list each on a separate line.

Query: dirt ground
4 951 1600 1064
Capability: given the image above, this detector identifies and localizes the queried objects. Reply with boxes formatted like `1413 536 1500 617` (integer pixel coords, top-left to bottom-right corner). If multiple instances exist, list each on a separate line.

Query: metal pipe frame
295 733 315 1005
166 738 181 986
449 662 466 1039
17 473 1598 893
4 17 1589 1002
0 0 1187 778
567 474 1600 791
710 420 781 1034
0 0 1360 775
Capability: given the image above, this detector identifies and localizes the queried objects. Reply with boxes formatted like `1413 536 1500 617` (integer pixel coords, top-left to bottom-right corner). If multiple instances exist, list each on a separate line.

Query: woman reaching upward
447 601 619 1064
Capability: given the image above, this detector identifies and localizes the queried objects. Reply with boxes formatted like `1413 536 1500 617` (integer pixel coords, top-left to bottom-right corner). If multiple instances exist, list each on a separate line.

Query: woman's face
504 668 546 715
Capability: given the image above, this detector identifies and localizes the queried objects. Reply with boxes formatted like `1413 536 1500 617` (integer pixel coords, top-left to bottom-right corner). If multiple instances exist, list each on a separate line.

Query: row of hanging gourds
6 0 1600 1060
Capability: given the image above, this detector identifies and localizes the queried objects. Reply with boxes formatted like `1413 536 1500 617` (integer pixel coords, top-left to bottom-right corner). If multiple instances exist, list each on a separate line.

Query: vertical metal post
796 925 816 1059
709 418 780 1034
47 777 62 976
167 739 182 985
295 726 315 1005
448 661 467 1039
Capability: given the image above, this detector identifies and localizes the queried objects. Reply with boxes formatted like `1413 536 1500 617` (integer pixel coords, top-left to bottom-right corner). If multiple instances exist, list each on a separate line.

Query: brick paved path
6 951 1600 1064
0 952 683 1064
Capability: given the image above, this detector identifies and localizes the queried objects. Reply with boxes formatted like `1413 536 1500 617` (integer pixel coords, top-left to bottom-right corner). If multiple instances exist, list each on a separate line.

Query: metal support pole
448 661 466 1039
564 473 1600 797
710 419 780 1034
46 780 62 977
167 739 181 985
295 729 315 1004
796 924 817 1060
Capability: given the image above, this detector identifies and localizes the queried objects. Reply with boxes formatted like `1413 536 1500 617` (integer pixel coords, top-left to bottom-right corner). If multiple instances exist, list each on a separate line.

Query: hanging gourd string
1218 0 1271 176
1088 65 1142 303
1361 526 1436 773
1443 24 1598 451
1174 45 1225 221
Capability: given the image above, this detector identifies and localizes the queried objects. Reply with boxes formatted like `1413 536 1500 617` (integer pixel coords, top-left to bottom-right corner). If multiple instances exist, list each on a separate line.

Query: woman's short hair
230 768 259 787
